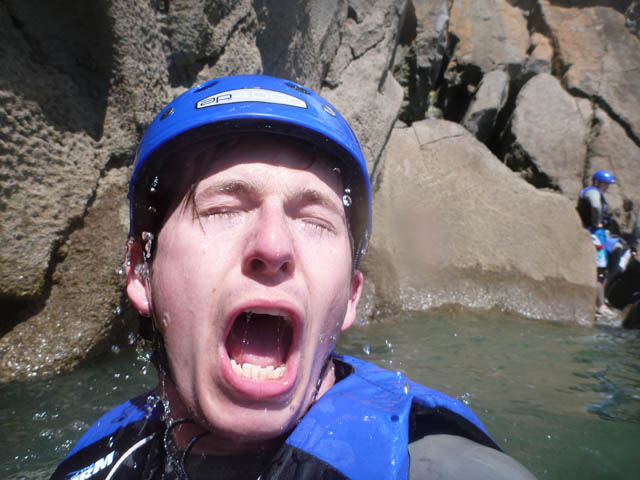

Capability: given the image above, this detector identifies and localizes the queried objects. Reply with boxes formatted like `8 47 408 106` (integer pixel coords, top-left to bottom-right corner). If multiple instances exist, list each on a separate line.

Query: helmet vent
285 82 310 95
160 106 174 120
193 79 219 93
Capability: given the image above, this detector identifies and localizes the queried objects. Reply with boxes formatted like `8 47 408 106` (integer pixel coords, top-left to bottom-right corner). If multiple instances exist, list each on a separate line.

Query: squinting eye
301 218 335 234
198 208 243 222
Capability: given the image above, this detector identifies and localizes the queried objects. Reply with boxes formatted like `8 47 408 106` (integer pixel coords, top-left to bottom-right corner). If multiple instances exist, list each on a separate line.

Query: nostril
250 258 264 271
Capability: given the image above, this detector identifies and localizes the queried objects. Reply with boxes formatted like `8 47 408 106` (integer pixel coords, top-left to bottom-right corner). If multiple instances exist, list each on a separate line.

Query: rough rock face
443 0 529 119
536 2 640 143
370 120 597 324
2 0 640 379
0 168 133 381
322 0 407 173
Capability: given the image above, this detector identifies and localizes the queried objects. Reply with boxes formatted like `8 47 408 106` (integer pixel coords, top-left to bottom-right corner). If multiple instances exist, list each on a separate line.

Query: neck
157 360 337 456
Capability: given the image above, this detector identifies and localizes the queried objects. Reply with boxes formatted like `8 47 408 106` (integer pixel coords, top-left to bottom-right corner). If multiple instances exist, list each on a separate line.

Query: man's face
596 180 610 193
128 137 362 452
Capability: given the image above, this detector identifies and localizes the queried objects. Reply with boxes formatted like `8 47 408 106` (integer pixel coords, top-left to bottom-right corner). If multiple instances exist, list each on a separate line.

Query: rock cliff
1 0 638 380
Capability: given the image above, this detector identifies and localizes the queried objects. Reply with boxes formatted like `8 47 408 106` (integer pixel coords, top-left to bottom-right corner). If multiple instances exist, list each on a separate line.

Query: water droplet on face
289 405 295 411
362 344 371 355
342 194 352 207
111 345 120 354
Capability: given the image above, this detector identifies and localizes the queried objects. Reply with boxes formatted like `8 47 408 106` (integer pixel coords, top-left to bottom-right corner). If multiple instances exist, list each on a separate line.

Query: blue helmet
593 169 615 184
129 74 371 267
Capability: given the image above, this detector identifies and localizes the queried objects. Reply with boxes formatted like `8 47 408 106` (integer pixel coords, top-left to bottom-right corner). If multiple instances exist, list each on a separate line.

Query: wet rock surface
1 0 639 379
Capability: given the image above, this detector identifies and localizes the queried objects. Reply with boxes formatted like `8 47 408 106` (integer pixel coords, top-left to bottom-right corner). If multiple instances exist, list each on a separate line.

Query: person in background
577 169 616 317
50 75 535 480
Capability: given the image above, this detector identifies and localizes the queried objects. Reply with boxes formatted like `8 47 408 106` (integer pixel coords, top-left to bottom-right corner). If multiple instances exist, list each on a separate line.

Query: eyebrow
294 188 344 219
194 180 259 202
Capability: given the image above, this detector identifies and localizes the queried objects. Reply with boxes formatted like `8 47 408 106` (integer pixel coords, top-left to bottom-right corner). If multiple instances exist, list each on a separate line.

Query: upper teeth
230 359 285 380
245 308 290 319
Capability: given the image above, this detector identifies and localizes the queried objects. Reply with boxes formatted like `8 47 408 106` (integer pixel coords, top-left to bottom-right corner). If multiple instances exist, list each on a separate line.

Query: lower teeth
230 359 285 380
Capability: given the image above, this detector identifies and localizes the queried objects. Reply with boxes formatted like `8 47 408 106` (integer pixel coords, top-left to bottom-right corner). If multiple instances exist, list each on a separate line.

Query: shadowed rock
462 70 510 143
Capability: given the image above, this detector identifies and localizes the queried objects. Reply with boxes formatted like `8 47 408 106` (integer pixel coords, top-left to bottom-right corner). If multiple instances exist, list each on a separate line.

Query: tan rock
370 119 597 324
502 73 591 200
0 168 134 380
538 1 640 142
447 0 529 81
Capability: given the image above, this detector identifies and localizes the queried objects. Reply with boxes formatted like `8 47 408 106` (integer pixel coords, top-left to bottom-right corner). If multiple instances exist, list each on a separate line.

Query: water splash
362 344 371 355
111 345 121 354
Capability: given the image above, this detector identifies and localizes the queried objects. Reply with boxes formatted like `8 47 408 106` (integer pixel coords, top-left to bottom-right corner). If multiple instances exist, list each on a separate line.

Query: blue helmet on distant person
129 75 372 267
593 169 615 184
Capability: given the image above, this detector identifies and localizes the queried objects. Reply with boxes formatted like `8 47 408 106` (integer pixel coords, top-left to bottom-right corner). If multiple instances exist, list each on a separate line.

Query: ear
125 240 152 317
341 270 363 332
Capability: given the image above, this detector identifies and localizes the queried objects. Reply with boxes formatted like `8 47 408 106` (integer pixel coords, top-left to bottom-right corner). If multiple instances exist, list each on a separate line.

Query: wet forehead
194 138 345 208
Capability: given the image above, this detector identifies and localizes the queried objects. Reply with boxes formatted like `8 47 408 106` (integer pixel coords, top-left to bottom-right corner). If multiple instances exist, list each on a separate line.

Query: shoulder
408 434 536 480
583 188 601 202
65 391 162 458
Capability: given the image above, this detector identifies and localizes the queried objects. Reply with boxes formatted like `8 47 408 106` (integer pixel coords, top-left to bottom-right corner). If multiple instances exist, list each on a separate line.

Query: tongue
226 313 292 367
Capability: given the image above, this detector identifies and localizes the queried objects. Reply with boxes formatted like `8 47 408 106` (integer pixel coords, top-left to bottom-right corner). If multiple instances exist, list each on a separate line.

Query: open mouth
225 309 294 382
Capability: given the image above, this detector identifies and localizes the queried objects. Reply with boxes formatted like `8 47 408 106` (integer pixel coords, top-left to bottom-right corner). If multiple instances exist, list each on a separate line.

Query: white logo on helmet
196 88 307 109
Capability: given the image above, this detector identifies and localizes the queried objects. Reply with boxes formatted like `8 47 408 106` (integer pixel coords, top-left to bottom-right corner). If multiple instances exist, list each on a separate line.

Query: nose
243 204 294 280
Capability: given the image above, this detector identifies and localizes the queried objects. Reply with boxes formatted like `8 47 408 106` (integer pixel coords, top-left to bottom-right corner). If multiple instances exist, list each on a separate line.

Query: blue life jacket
578 185 609 229
50 355 499 480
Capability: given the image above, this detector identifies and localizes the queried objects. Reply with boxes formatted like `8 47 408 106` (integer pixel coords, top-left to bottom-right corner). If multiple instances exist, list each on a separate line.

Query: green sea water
2 311 639 479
